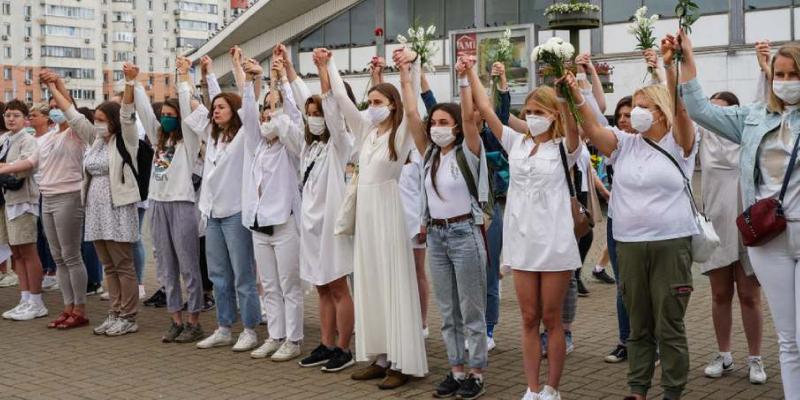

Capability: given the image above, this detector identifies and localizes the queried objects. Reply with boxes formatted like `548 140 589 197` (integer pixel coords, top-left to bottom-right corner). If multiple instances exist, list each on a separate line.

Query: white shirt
399 149 424 238
575 143 591 193
2 131 38 220
757 108 800 219
424 149 472 219
609 128 700 242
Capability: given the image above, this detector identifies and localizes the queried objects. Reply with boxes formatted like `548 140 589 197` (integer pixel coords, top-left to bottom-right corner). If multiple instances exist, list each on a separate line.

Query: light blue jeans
428 220 488 369
133 207 146 284
206 212 260 329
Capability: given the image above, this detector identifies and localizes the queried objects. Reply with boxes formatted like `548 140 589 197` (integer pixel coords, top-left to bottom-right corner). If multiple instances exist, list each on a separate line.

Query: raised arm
119 102 140 151
322 48 367 136
124 63 159 145
660 33 695 156
176 56 202 154
644 49 665 85
420 70 438 115
276 60 304 131
397 48 427 156
459 58 481 156
317 53 352 153
468 60 505 141
492 62 512 125
577 54 607 113
567 73 618 157
558 74 580 154
199 56 213 108
241 59 264 151
370 56 385 84
755 40 772 103
230 46 246 95
43 71 94 145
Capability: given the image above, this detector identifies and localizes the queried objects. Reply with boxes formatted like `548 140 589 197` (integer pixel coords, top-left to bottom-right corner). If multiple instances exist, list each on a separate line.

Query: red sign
455 33 477 58
230 0 248 9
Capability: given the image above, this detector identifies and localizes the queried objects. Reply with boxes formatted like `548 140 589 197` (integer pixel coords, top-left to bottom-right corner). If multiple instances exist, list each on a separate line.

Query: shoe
272 341 302 362
48 312 72 329
351 362 388 380
540 331 548 358
196 328 235 349
202 293 215 312
251 338 283 359
299 344 334 367
100 291 110 301
748 358 767 384
93 313 118 335
604 344 628 363
321 347 355 372
487 336 496 352
0 272 18 287
42 275 59 291
434 372 463 398
56 313 89 329
423 326 429 339
522 388 541 400
378 369 410 390
456 374 485 399
539 385 561 400
576 278 590 297
12 302 48 321
138 285 146 300
86 282 104 296
174 323 205 344
592 269 615 284
704 354 734 378
162 322 185 343
105 317 138 336
232 330 258 352
143 288 166 307
565 331 574 355
3 301 28 320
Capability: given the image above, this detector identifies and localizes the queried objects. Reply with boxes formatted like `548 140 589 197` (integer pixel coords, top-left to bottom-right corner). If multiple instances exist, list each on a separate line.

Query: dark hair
262 90 284 110
208 92 242 144
425 103 463 198
710 91 740 107
5 99 30 117
0 101 6 131
95 102 122 139
304 95 330 145
613 96 633 125
343 81 357 106
77 107 94 123
151 102 164 119
367 82 404 161
157 98 183 152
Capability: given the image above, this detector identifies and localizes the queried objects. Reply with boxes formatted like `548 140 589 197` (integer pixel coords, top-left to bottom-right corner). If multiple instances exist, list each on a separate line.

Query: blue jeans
428 220 488 369
608 217 630 345
206 212 260 329
133 207 146 284
37 198 56 274
485 201 504 337
83 240 103 284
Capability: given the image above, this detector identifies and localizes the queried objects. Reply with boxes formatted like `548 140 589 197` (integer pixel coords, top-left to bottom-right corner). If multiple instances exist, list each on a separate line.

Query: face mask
430 126 456 147
160 116 179 133
260 120 278 140
49 109 66 124
307 116 326 136
366 105 391 125
94 123 110 138
526 115 552 137
630 107 654 133
773 80 800 105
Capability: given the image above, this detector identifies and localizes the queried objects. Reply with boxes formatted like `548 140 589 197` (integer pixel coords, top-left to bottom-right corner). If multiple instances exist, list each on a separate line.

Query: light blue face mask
49 109 66 124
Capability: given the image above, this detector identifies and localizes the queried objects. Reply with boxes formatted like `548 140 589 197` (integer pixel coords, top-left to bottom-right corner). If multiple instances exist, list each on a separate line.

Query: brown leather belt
430 213 473 227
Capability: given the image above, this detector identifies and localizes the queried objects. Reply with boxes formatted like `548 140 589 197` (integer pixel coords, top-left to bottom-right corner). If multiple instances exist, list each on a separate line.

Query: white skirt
700 167 753 275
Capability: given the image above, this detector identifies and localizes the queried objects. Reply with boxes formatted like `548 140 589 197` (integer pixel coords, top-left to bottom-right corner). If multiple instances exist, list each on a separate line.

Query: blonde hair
520 86 567 139
768 44 800 113
30 103 50 116
634 84 674 130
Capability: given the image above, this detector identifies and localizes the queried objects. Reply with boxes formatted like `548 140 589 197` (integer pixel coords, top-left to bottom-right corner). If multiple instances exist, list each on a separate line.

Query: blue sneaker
540 331 548 358
565 330 574 355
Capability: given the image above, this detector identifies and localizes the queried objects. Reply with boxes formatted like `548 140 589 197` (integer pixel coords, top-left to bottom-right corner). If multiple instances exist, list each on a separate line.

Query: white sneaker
42 275 59 291
0 272 18 287
422 326 429 339
2 301 27 319
522 388 541 400
196 328 235 349
93 314 118 335
138 285 146 300
539 385 561 400
487 336 497 352
271 341 302 362
704 354 734 378
105 318 138 336
232 330 259 352
748 358 768 384
100 291 110 301
250 338 283 359
11 302 48 321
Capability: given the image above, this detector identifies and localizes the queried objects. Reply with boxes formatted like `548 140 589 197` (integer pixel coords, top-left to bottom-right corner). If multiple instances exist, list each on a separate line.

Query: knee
330 284 351 302
520 309 541 332
737 291 760 309
541 309 561 331
711 288 734 305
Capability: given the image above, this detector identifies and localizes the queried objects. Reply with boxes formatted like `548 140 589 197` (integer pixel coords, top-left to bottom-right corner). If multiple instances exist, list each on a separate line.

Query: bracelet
458 77 469 88
576 73 588 81
574 96 587 107
663 62 674 68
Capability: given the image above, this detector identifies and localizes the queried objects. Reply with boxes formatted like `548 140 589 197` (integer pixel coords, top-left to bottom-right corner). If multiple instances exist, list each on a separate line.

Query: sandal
56 313 89 330
47 312 71 329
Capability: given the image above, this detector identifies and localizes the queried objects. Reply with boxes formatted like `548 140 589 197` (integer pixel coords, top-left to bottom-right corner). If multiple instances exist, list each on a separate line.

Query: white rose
627 23 638 35
559 42 575 60
427 25 436 36
397 34 408 44
650 14 659 22
417 27 425 38
408 28 415 38
530 47 541 63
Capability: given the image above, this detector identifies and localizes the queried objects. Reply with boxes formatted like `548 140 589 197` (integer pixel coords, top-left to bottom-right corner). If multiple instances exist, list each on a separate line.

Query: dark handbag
558 142 593 239
736 131 800 246
0 174 24 191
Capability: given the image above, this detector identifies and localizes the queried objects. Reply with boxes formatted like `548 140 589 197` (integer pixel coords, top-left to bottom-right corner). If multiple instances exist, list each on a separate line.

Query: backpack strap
115 134 139 185
455 145 480 204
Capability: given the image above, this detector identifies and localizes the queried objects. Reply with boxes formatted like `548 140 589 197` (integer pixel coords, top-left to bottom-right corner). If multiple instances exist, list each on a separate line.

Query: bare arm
398 49 427 156
566 73 618 157
663 32 696 156
459 59 481 156
370 56 385 84
230 46 246 95
468 63 505 141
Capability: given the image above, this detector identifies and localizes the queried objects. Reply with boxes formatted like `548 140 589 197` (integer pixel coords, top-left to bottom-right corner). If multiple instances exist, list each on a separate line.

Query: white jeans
252 217 303 342
748 221 800 400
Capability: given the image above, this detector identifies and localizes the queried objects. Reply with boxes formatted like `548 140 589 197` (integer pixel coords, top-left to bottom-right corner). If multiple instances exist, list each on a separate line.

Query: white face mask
430 126 456 147
366 105 391 125
94 123 110 138
526 115 552 137
630 106 655 133
773 80 800 105
260 120 278 140
307 116 326 136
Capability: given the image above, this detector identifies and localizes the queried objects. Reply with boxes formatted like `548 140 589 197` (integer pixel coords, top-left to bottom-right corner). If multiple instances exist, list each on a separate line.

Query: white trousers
748 221 800 400
252 217 304 342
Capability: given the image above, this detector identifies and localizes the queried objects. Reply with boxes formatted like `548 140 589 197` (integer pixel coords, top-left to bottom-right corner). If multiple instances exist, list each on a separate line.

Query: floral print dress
84 140 139 243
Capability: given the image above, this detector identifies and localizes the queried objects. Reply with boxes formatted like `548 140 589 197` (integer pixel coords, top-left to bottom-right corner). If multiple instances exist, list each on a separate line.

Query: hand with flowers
531 37 581 123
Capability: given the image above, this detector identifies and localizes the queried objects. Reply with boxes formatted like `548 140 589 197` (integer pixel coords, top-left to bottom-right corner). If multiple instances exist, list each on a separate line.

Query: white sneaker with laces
704 354 734 378
487 336 497 352
93 314 118 335
539 385 561 400
2 301 27 320
197 328 235 349
138 285 146 300
0 272 19 287
232 330 259 352
250 338 283 359
748 358 767 384
100 291 110 301
11 302 48 321
42 275 58 291
271 341 302 362
522 388 541 400
105 318 138 336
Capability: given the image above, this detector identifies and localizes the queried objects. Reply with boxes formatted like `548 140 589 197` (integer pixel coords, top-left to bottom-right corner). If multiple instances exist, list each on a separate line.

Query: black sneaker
174 323 205 343
202 293 215 312
298 344 334 368
162 322 184 343
433 373 463 398
455 374 485 399
86 282 104 296
144 287 166 307
577 278 590 297
592 269 616 284
604 344 627 363
321 347 355 372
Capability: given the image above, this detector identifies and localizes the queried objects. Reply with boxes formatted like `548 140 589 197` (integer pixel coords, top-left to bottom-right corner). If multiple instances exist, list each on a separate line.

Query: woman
470 63 580 400
0 100 45 322
323 47 427 389
185 50 260 352
677 32 798 399
572 35 698 399
411 57 489 399
28 103 58 291
50 73 141 337
244 57 304 362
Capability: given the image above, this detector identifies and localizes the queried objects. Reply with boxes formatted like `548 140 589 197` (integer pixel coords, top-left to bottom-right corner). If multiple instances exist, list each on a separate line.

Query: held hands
392 47 417 67
271 58 285 79
242 58 263 80
559 71 583 105
176 56 191 75
199 55 212 75
122 63 140 81
312 48 331 67
643 48 659 70
370 56 386 74
756 40 772 74
229 46 244 66
574 53 594 74
38 69 60 85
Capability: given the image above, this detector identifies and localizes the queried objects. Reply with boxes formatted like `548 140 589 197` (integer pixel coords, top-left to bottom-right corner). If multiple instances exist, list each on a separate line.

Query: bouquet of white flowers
627 6 659 79
531 37 582 123
491 28 513 105
397 24 438 72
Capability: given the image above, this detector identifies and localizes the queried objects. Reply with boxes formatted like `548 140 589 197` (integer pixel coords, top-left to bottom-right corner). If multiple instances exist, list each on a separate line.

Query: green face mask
160 116 179 133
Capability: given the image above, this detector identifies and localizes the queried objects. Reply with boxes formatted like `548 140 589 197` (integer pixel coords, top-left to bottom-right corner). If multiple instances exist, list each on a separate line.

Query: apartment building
0 0 239 107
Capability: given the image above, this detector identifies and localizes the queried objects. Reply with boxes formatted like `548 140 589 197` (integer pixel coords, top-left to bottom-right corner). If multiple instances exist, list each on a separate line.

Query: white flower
417 27 425 38
397 34 407 44
626 23 637 35
634 6 647 19
407 28 415 38
556 42 574 60
650 14 659 22
426 25 436 36
530 47 541 63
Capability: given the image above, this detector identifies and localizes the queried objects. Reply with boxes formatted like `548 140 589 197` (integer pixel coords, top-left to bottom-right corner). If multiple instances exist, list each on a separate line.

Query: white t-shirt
424 149 472 219
756 112 800 219
609 128 699 242
576 143 591 193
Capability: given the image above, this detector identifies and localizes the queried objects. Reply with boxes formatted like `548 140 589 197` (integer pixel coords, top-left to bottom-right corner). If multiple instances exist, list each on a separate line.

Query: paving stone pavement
0 216 785 399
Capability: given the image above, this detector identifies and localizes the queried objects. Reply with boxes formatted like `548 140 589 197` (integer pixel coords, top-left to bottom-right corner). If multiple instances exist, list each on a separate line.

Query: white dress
328 59 428 377
500 126 581 272
399 149 425 245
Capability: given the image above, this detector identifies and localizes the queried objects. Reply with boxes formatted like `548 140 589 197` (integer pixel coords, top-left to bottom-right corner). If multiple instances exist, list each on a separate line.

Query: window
445 0 474 31
148 0 152 10
148 76 154 86
113 70 124 81
386 0 411 40
602 0 642 23
113 31 135 43
67 89 96 101
486 0 518 26
2 67 10 80
42 25 95 39
164 57 170 68
745 0 792 9
163 20 169 30
48 67 95 80
176 37 205 48
25 91 32 103
324 12 349 47
23 5 31 17
350 0 376 46
25 25 31 37
113 12 134 22
179 1 218 14
44 5 95 19
4 90 11 102
113 51 134 62
41 46 94 59
414 0 444 35
3 46 10 58
299 27 323 51
521 0 553 26
3 23 10 36
1 2 10 16
604 0 728 22
148 19 153 30
164 76 169 86
177 19 215 31
25 69 32 80
25 47 32 58
643 0 677 17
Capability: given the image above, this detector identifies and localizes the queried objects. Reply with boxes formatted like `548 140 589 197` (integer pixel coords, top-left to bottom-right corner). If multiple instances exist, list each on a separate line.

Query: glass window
300 27 323 52
386 0 411 41
644 1 676 17
2 67 10 80
324 11 350 47
602 0 641 23
486 0 519 26
351 0 376 46
695 0 729 13
445 0 474 32
745 0 792 9
521 0 553 26
414 0 443 35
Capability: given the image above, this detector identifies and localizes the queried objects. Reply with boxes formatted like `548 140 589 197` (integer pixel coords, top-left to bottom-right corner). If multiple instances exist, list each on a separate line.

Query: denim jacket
681 77 799 208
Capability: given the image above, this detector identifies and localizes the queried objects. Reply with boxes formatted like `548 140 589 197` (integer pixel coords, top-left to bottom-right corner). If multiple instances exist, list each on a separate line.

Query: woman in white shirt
470 65 580 400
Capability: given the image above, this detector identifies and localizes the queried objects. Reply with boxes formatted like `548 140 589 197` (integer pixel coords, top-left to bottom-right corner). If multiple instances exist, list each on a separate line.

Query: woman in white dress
469 65 580 400
322 47 428 389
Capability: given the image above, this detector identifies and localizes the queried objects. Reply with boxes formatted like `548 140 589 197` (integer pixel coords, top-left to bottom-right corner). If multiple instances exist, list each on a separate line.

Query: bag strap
558 142 577 198
642 137 701 214
455 145 480 204
301 160 316 187
115 135 139 184
778 130 800 203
